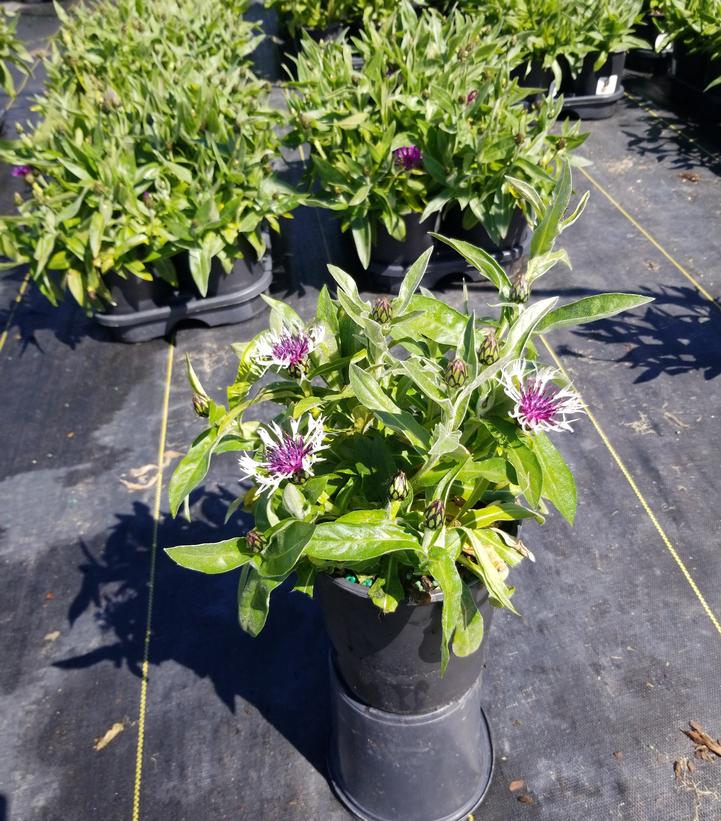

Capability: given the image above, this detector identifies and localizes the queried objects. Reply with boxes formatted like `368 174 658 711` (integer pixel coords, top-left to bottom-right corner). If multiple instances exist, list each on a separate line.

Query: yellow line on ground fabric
132 340 175 821
578 166 721 313
0 272 31 354
624 90 721 166
541 336 721 636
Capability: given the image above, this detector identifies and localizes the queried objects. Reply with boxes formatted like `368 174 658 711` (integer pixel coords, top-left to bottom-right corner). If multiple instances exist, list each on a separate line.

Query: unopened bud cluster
370 297 393 325
444 358 468 388
424 499 446 530
478 329 499 365
388 470 410 501
192 392 210 417
509 272 530 304
245 529 266 553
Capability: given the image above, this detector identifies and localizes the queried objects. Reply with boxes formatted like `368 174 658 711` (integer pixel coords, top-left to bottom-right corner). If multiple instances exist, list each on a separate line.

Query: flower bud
444 358 468 388
245 529 266 553
388 470 410 501
478 328 499 365
509 272 530 304
192 392 210 417
370 296 393 325
424 499 446 530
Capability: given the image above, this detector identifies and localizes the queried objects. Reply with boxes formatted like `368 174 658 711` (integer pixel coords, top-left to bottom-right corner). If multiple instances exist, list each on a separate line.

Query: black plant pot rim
325 573 489 606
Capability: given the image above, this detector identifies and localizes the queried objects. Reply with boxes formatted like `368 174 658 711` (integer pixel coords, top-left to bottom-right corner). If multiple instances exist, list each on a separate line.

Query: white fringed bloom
239 414 327 495
254 322 324 376
499 360 585 433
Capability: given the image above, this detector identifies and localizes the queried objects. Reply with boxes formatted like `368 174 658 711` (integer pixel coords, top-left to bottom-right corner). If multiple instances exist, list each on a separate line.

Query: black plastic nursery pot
560 52 626 120
669 42 721 122
368 212 526 293
94 243 272 343
315 574 496 821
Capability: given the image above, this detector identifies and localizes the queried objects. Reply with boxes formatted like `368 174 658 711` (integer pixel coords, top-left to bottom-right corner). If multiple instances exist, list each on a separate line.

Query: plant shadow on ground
556 284 721 383
622 80 721 174
0 268 105 351
54 489 331 776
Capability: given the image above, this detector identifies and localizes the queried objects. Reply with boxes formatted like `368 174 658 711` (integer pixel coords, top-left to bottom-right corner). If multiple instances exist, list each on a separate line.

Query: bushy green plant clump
0 8 31 98
286 1 587 268
166 168 651 670
655 0 721 87
267 0 398 38
0 0 298 311
445 0 646 80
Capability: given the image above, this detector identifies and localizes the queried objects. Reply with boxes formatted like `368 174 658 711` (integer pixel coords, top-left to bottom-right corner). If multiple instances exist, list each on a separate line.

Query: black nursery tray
562 86 625 120
668 75 721 123
368 243 525 293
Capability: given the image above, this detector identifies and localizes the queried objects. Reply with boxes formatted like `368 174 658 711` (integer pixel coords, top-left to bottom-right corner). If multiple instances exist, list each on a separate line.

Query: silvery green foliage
167 168 651 672
268 0 397 37
445 0 647 81
0 0 299 310
0 8 30 98
655 0 721 88
286 0 587 268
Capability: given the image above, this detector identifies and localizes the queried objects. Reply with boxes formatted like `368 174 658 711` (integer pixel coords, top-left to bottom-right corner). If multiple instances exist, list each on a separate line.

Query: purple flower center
393 145 422 171
272 331 311 366
519 381 562 426
11 165 31 177
267 435 311 478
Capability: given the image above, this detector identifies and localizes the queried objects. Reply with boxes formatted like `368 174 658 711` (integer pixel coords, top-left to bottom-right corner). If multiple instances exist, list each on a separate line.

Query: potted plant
165 165 651 820
655 0 721 118
286 1 586 287
448 0 647 117
0 7 30 105
267 0 397 43
0 0 300 341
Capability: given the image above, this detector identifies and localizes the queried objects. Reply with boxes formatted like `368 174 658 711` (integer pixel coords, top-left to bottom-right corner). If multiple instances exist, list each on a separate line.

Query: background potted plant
0 0 300 341
654 0 721 119
0 7 30 106
164 166 651 820
286 1 586 287
267 0 397 44
446 0 647 117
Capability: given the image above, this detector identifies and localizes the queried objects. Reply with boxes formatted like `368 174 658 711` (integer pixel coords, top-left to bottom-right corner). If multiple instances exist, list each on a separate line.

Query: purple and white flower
255 322 324 378
500 360 585 433
393 145 423 171
239 414 327 495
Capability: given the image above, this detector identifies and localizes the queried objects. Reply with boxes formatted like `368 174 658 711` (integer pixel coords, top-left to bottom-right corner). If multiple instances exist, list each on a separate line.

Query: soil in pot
439 206 528 255
314 572 495 714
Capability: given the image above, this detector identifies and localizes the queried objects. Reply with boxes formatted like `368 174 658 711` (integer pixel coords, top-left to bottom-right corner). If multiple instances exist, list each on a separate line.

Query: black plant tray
561 86 625 120
368 243 525 293
668 75 721 123
626 49 672 76
95 261 272 343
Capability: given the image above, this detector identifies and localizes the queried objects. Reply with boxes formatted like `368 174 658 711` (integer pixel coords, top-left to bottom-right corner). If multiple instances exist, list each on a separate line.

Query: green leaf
282 484 307 519
502 297 558 358
452 584 484 657
260 521 315 577
464 529 519 615
368 556 405 614
165 538 254 574
532 432 577 524
536 293 654 334
394 247 433 314
349 363 400 414
427 551 462 675
238 567 285 637
530 161 572 258
168 428 219 516
391 295 468 347
305 521 420 562
430 233 511 292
